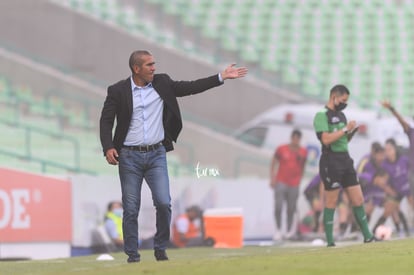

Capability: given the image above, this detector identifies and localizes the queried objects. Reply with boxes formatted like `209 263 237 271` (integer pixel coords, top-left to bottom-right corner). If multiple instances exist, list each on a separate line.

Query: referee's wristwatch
342 127 349 134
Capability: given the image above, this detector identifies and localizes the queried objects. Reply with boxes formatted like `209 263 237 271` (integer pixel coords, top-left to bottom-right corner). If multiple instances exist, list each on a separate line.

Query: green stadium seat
302 75 324 98
182 7 206 27
200 23 218 40
219 31 239 52
0 78 12 104
282 63 301 85
240 45 260 64
58 0 414 118
162 0 189 16
0 71 193 176
145 0 164 4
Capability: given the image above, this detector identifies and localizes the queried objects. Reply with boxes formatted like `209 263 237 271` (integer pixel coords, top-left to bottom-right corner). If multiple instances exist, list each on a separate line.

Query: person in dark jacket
99 50 247 263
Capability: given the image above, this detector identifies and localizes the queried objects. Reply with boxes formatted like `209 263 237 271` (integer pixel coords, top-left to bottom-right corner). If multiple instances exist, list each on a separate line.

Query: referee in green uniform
313 84 375 246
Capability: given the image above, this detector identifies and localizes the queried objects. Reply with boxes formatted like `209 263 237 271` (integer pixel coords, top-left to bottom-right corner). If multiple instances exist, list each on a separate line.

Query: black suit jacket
100 73 223 154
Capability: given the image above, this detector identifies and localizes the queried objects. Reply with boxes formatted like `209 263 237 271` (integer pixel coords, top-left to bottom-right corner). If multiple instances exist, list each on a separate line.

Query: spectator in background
336 191 358 239
382 100 414 207
303 174 357 239
356 142 383 174
104 201 124 251
270 129 307 241
172 205 215 248
352 143 386 237
304 173 324 233
374 138 411 236
358 143 393 223
303 174 351 237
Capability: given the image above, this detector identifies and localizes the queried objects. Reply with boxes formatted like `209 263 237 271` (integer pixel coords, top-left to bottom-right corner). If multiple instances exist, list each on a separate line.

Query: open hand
221 64 248 80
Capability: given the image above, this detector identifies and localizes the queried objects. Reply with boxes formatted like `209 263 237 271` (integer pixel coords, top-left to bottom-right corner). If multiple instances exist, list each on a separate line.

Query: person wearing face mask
313 84 375 247
104 201 124 250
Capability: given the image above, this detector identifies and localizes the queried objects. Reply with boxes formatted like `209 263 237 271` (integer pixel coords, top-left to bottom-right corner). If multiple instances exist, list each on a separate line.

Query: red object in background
0 168 71 242
358 123 368 135
284 112 294 124
203 210 243 248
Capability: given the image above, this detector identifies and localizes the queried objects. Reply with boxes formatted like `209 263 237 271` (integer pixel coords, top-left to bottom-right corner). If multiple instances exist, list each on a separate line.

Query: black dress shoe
364 236 381 243
127 256 141 263
154 250 169 261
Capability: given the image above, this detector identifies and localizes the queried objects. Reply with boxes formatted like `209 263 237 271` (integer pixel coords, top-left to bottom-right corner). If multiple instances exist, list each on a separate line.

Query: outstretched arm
171 64 248 97
381 100 410 133
221 64 248 80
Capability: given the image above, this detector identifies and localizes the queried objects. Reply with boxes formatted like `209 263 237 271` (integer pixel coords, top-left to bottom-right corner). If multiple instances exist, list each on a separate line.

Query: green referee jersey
313 107 348 152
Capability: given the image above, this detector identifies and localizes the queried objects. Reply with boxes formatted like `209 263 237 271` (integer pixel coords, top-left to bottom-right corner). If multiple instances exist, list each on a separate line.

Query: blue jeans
118 145 171 258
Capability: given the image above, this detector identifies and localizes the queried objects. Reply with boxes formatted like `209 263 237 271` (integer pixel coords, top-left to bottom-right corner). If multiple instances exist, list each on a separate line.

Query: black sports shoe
364 236 380 243
154 250 169 261
127 256 140 263
327 242 336 247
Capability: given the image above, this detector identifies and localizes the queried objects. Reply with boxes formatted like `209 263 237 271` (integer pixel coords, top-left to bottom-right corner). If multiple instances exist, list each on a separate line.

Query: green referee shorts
319 151 359 191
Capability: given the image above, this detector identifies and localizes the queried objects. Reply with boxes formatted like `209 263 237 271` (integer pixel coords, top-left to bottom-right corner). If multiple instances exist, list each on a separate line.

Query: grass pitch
1 238 413 275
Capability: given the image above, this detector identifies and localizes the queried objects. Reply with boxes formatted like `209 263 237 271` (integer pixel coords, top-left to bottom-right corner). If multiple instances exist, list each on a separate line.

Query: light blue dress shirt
124 76 164 146
124 73 223 146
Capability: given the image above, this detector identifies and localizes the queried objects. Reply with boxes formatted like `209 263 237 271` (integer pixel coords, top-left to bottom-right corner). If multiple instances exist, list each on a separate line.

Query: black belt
123 142 163 152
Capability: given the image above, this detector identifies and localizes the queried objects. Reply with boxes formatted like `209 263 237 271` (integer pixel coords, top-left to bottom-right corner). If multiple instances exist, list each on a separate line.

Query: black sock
351 221 359 232
314 211 321 232
398 211 410 236
339 223 348 235
373 216 387 234
394 222 401 232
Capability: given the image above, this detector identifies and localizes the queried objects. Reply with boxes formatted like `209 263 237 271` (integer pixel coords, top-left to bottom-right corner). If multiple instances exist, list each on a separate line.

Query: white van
234 103 408 168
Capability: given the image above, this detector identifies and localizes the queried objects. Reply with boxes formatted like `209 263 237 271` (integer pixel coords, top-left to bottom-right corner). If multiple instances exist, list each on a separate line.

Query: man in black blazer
99 50 247 263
